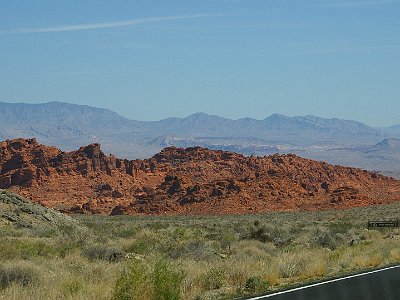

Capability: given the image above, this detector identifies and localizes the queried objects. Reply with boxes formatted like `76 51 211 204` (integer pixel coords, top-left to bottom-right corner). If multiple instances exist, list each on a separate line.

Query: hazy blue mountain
366 138 400 154
0 101 398 172
383 125 400 138
150 112 383 143
0 101 150 155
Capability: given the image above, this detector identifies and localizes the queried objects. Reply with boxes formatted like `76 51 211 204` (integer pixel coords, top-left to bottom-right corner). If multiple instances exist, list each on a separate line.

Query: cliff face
1 138 400 215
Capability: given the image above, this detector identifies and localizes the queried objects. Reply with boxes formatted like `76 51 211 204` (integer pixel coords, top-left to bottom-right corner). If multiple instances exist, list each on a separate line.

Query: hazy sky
0 0 399 126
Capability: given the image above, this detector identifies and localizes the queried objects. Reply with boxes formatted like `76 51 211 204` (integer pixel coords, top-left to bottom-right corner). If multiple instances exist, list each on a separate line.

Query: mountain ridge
0 101 399 173
1 100 390 130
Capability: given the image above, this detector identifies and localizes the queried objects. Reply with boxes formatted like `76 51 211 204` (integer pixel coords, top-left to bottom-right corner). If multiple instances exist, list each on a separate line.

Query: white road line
247 265 400 299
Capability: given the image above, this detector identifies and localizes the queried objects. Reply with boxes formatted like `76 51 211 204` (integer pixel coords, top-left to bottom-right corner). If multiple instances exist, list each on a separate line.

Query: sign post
368 221 399 234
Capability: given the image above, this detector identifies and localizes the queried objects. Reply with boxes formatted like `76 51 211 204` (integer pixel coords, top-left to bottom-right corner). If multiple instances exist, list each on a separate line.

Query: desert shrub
289 223 304 235
219 231 237 252
112 259 152 300
0 225 22 238
114 226 139 238
270 227 293 247
233 239 274 260
124 239 154 255
55 225 93 257
128 230 162 253
57 224 90 244
112 259 185 300
312 228 345 250
232 221 249 238
168 240 214 260
61 278 84 297
247 225 292 247
153 259 185 300
277 253 308 278
390 248 400 260
244 276 269 294
328 221 354 235
0 262 39 289
34 227 58 238
302 257 328 279
248 226 271 243
172 227 190 240
147 222 167 231
82 243 123 261
203 267 225 290
0 238 55 259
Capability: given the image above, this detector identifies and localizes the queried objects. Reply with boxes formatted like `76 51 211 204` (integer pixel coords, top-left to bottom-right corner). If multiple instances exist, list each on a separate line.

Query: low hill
1 138 400 215
0 189 78 229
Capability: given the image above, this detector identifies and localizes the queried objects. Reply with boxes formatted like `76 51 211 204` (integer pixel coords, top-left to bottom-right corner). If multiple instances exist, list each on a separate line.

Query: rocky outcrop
1 138 400 215
0 189 79 229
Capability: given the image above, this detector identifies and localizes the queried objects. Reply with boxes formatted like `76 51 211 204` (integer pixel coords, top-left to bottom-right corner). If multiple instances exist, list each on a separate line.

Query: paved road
248 265 400 300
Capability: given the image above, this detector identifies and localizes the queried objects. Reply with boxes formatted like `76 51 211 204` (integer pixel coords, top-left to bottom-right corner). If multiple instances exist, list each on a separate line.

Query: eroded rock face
1 138 400 215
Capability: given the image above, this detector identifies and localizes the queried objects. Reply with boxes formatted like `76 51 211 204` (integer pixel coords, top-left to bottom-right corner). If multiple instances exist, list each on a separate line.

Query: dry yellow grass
1 201 399 299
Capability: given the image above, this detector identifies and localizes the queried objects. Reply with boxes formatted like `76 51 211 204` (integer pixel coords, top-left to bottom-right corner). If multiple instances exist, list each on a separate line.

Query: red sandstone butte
1 138 400 215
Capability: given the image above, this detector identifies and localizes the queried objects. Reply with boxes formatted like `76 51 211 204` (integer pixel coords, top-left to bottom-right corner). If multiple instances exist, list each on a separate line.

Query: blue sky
0 0 399 126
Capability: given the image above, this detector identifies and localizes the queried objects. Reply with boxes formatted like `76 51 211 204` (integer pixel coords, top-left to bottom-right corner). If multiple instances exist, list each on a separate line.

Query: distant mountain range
1 101 400 174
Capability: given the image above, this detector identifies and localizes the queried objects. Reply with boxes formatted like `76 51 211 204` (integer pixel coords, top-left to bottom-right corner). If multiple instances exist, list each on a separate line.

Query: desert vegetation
1 194 399 299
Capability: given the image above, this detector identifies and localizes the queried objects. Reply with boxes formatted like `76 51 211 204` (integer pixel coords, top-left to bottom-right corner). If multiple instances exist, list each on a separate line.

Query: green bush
112 259 151 300
244 276 269 294
220 231 237 252
112 259 185 300
153 259 185 300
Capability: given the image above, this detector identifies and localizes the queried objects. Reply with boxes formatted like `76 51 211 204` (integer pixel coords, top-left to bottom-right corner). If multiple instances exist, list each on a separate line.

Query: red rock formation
1 138 400 215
